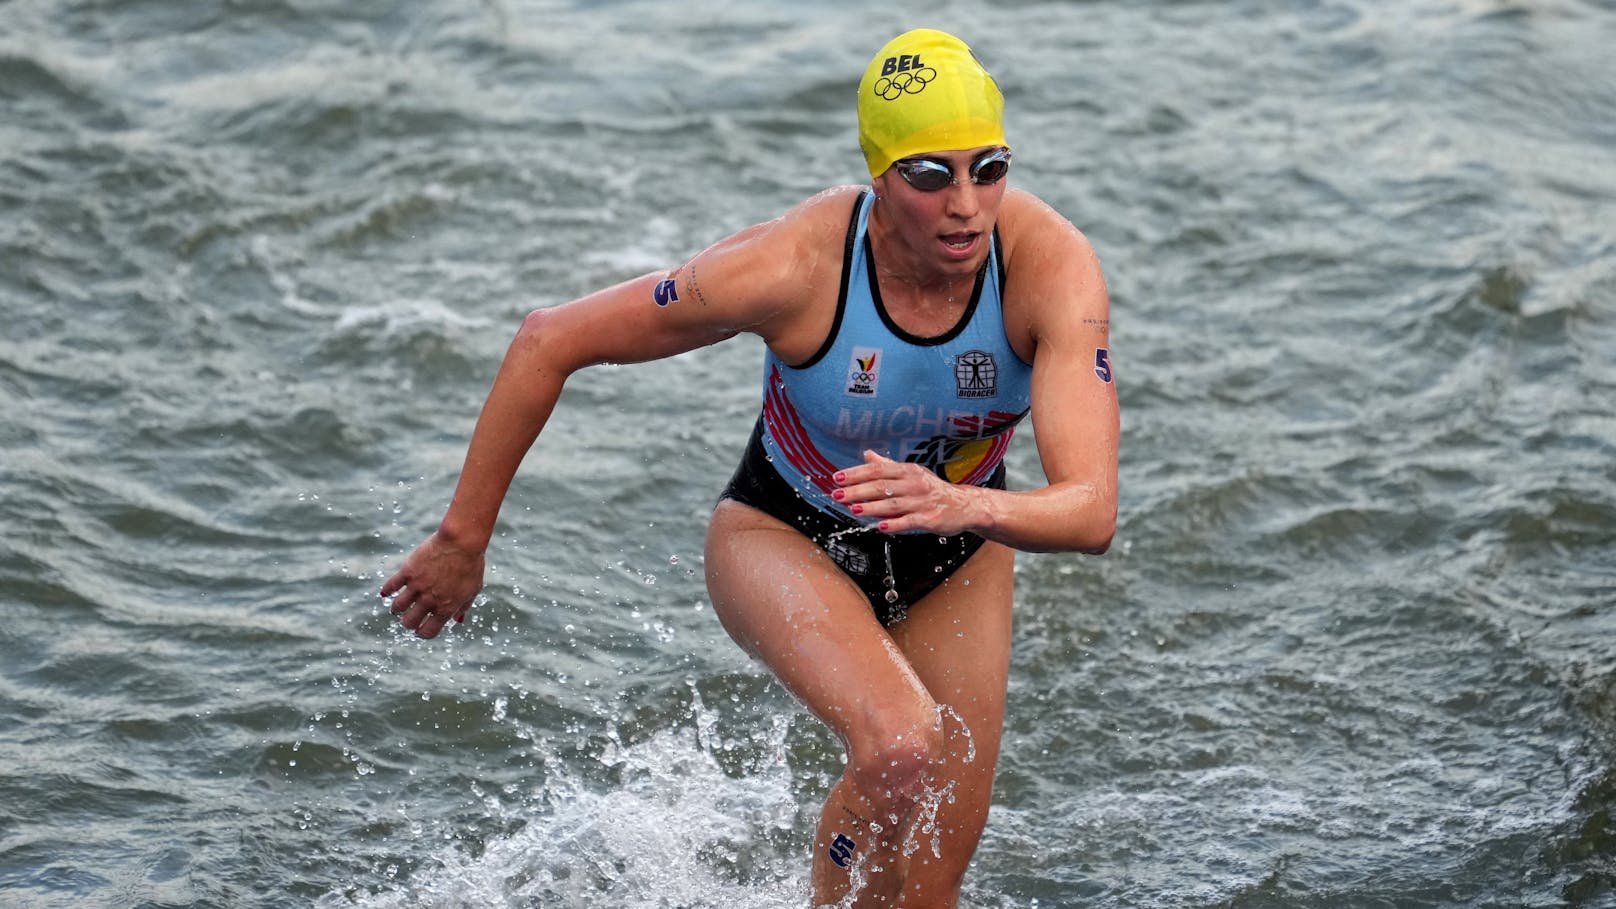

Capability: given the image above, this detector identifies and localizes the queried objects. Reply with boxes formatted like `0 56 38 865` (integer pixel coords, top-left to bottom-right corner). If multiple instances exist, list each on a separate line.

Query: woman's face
871 145 1009 280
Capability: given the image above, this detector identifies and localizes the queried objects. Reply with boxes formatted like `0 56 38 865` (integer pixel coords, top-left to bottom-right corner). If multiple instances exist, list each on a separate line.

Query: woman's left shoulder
997 189 1103 281
998 189 1091 246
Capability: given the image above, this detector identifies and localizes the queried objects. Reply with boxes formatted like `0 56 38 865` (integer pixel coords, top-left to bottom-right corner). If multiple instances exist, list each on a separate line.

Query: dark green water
3 1 1614 906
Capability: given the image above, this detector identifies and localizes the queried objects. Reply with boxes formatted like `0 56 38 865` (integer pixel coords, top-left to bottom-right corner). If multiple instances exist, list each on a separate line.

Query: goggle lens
894 149 1012 192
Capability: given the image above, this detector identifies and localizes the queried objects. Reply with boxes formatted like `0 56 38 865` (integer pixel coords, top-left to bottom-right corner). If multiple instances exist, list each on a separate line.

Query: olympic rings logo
873 67 936 101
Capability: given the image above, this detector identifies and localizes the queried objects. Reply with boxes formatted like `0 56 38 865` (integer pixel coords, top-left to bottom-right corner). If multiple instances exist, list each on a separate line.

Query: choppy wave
3 0 1615 907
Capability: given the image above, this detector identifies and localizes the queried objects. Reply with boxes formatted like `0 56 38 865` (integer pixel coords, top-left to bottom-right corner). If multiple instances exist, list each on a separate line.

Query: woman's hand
379 531 486 639
831 450 991 536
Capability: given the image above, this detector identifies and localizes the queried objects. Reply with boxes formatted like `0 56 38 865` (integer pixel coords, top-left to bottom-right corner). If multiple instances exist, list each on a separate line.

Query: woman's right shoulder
699 184 862 252
771 185 867 279
694 186 865 290
668 186 865 334
773 184 868 245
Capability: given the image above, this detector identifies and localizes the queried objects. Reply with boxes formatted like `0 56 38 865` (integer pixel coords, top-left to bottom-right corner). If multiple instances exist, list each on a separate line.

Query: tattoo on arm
688 263 711 308
1083 318 1110 333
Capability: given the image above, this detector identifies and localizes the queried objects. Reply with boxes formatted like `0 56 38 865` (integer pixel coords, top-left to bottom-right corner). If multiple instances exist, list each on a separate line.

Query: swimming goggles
893 147 1012 192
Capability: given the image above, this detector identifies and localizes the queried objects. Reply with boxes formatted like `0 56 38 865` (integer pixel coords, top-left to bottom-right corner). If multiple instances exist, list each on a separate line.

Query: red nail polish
851 504 863 515
832 489 845 501
833 471 846 483
878 521 890 532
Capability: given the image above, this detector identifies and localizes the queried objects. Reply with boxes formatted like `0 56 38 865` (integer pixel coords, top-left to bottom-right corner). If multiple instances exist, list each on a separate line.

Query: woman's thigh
703 500 939 753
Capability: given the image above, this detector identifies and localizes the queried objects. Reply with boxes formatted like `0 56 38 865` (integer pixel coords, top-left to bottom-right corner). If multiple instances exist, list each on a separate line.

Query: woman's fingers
834 450 918 504
832 452 939 527
387 585 416 615
832 450 983 536
377 532 487 637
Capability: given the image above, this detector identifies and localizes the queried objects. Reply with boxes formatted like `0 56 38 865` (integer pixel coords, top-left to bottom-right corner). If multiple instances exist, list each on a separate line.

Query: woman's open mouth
940 231 980 257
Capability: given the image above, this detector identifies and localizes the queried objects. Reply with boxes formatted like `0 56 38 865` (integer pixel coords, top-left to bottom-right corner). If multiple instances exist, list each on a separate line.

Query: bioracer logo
955 350 998 399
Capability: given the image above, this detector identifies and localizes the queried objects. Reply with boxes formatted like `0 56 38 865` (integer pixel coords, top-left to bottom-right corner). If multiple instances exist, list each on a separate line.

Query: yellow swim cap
857 29 1007 179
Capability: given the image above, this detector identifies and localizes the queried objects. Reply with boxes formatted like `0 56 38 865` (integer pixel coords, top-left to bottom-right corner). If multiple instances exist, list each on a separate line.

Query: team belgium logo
846 346 881 396
873 54 935 101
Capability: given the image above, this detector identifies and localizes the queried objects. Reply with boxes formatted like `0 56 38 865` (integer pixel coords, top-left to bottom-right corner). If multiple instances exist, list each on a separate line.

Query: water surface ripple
2 1 1614 907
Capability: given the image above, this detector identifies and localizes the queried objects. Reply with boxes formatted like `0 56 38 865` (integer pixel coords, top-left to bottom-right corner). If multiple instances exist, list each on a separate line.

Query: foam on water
324 676 813 909
342 739 806 907
317 619 1009 909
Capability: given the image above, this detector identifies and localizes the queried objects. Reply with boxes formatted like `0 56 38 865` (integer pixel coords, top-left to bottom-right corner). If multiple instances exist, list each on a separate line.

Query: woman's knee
846 705 945 818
